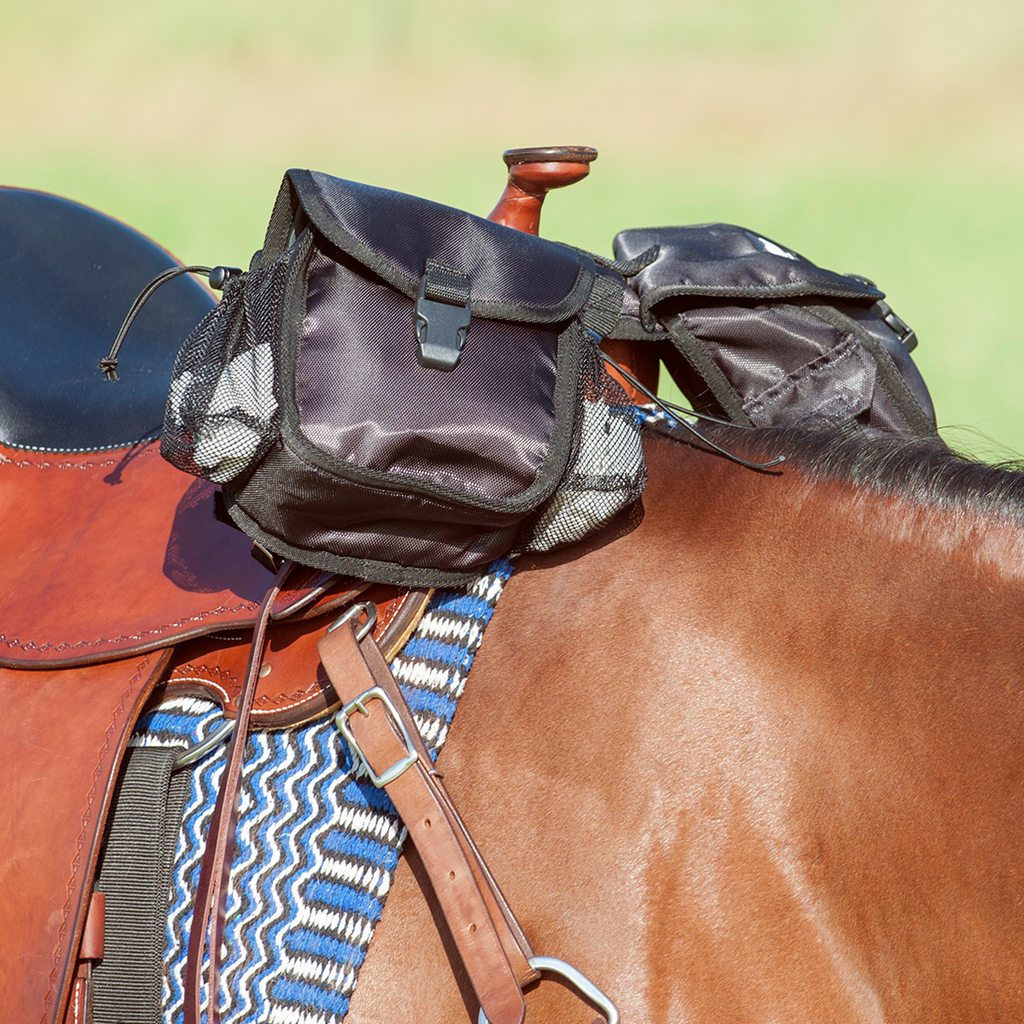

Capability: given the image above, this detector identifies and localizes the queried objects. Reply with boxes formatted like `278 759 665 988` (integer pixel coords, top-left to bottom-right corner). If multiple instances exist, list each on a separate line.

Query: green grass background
2 0 1022 458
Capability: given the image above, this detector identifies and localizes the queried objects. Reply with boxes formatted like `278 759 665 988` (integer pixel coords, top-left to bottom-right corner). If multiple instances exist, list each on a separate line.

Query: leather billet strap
319 620 539 1024
184 559 296 1024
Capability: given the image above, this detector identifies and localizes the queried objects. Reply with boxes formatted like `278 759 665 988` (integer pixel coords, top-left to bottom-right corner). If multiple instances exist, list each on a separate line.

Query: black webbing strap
662 312 754 427
588 243 660 278
580 273 625 337
92 745 189 1024
422 259 471 306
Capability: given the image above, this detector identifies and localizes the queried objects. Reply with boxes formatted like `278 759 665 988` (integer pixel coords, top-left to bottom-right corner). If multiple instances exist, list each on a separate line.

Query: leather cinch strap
319 619 538 1024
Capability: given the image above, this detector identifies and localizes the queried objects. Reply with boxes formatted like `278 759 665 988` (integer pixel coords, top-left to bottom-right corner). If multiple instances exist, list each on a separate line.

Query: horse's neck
638 431 1024 649
347 431 1024 1024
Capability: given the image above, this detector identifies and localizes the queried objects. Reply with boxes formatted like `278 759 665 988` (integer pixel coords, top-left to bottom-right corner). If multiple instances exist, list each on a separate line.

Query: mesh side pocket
161 255 288 483
518 342 646 554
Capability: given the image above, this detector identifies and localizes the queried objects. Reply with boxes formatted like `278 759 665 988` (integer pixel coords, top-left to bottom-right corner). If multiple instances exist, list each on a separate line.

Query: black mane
658 421 1024 525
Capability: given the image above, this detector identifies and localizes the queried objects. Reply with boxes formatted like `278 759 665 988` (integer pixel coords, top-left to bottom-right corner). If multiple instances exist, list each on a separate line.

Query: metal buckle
336 686 419 788
477 956 618 1024
327 600 377 640
173 717 235 770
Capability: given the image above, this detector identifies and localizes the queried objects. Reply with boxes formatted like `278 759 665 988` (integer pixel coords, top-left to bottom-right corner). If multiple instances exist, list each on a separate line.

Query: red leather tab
79 892 105 961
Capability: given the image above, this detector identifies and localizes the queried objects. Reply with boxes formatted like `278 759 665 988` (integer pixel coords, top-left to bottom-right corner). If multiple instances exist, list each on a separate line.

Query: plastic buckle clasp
872 298 918 352
337 686 420 788
415 272 471 370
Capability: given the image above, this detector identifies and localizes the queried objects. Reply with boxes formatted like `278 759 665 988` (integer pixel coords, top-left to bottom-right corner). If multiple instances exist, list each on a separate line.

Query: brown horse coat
347 429 1024 1024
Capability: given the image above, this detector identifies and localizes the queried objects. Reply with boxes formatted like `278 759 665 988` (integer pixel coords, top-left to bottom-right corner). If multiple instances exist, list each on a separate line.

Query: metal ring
173 718 235 769
326 600 377 640
173 601 377 771
477 955 618 1024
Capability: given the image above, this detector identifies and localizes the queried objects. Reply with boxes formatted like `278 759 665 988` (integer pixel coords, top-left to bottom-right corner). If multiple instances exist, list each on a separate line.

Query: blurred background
2 0 1022 456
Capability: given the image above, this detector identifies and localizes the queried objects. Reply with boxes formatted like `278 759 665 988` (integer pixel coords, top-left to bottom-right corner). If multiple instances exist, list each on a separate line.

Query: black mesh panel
518 342 646 554
161 253 289 482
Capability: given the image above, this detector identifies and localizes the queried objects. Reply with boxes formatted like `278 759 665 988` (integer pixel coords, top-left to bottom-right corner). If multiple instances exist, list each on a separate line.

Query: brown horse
342 425 1024 1024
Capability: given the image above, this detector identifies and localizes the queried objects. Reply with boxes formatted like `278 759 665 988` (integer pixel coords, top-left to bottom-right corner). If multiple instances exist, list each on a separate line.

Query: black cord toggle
208 266 242 290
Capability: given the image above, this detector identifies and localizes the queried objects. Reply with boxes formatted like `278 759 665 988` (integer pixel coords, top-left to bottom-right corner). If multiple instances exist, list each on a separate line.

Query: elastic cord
100 265 219 381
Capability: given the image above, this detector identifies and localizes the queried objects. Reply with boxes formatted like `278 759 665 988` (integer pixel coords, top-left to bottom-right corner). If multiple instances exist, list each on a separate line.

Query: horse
338 425 1024 1024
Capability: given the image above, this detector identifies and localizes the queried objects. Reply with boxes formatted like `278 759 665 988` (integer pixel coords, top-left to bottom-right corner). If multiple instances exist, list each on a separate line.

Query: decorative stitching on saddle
168 664 331 713
375 600 400 633
0 446 161 469
40 654 157 1024
0 602 259 653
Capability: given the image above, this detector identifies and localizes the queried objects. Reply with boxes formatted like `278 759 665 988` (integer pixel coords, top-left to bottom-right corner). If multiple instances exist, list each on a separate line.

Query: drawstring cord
100 264 240 381
599 349 786 472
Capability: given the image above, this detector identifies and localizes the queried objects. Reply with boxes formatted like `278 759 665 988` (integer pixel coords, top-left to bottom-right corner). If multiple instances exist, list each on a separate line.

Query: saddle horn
486 145 659 402
487 145 597 234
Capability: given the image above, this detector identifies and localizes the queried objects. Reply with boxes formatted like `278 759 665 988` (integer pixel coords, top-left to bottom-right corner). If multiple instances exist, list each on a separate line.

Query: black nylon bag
610 224 936 437
161 170 644 587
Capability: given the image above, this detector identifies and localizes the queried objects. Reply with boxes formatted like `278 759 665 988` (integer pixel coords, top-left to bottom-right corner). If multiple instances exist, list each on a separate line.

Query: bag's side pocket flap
613 224 884 324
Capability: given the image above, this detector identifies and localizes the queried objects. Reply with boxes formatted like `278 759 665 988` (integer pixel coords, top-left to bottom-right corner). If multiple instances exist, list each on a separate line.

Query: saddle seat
0 188 217 453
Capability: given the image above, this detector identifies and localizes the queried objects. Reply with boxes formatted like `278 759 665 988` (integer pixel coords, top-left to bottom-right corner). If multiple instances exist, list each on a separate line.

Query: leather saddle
0 189 430 1024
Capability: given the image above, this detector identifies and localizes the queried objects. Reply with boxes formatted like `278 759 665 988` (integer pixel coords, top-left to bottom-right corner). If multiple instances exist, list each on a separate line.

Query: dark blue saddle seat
0 188 215 452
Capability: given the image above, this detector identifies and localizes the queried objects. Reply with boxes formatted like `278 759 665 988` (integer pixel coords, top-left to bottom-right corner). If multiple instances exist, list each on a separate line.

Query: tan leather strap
328 624 538 985
352 632 538 988
184 560 296 1024
319 621 538 1024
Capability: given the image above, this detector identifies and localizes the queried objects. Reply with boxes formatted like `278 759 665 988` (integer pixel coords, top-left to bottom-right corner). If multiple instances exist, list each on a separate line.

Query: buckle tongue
477 956 619 1024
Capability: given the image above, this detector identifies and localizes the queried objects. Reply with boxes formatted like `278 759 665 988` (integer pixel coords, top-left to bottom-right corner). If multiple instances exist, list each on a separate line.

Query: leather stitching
0 446 161 470
1 603 259 653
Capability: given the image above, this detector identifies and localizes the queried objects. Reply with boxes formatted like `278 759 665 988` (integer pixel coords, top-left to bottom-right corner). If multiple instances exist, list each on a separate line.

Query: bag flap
613 224 884 323
271 169 595 324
